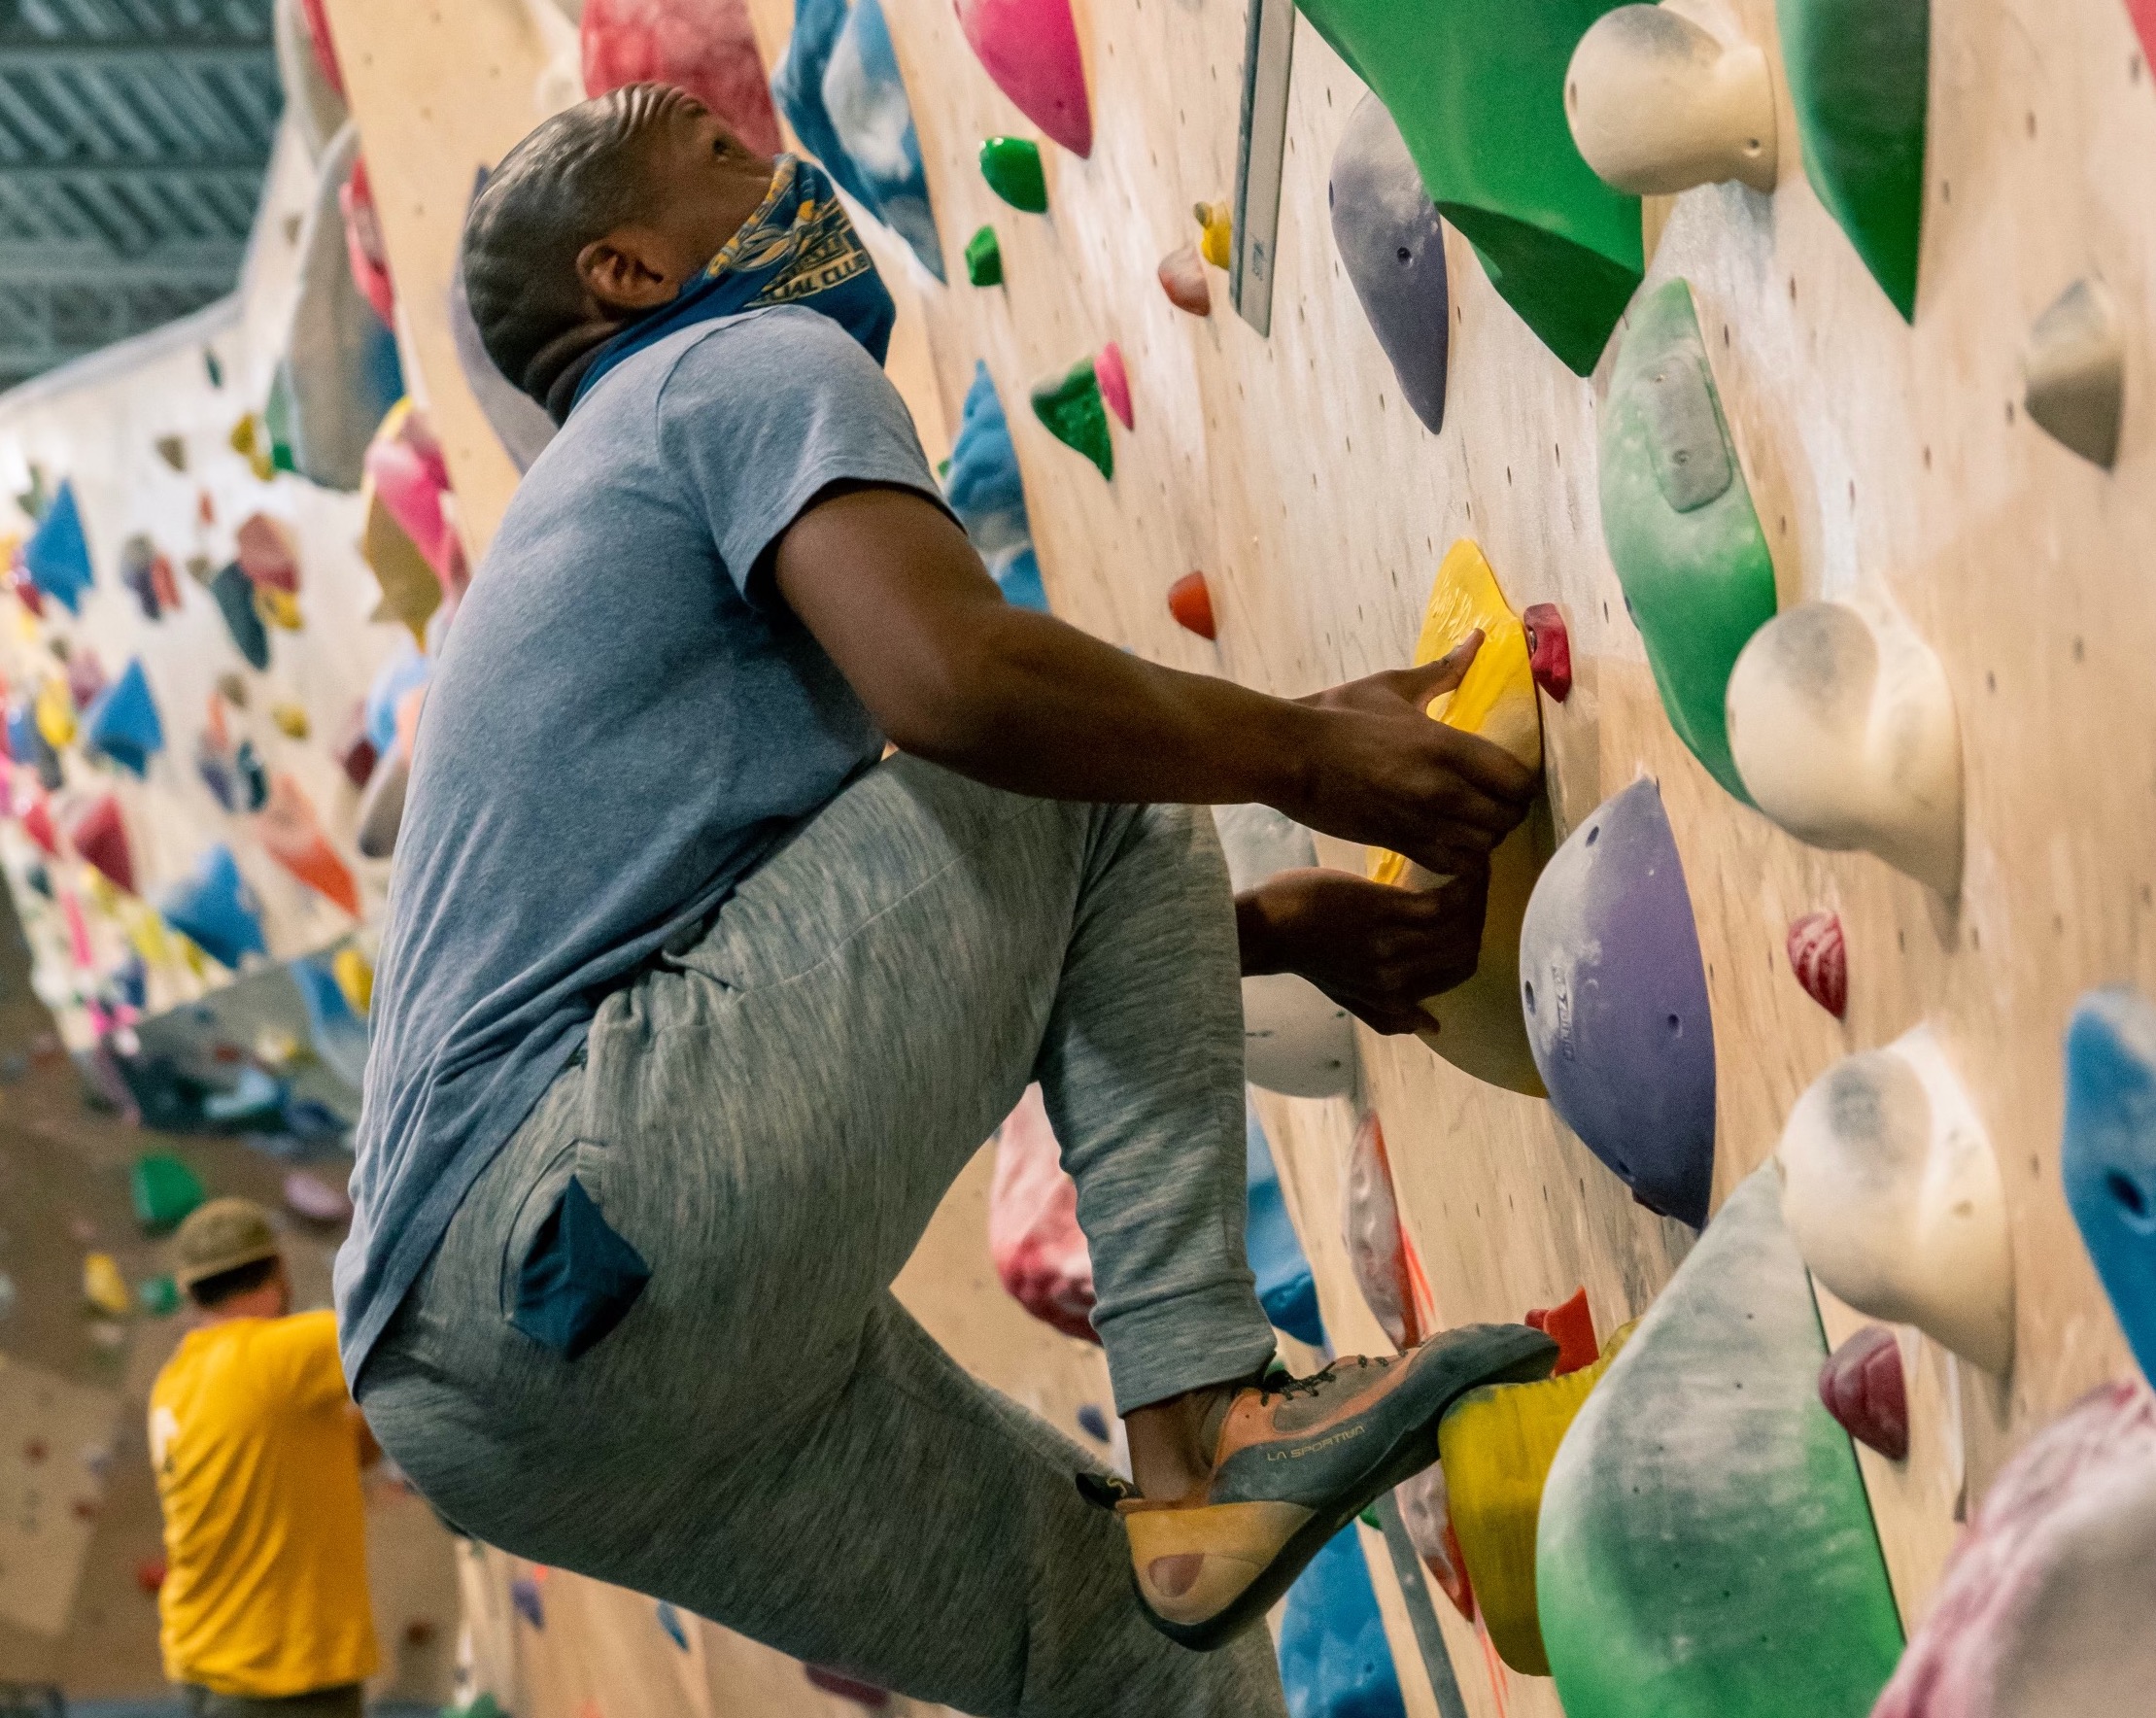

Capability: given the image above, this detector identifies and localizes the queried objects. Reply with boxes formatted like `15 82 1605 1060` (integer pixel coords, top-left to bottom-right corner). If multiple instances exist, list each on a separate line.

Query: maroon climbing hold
1525 1286 1598 1377
69 794 135 895
333 704 378 791
1168 572 1216 640
1096 341 1133 430
804 1667 891 1708
1523 602 1572 703
1157 246 1212 316
134 1555 167 1595
1818 1323 1908 1460
1788 911 1849 1019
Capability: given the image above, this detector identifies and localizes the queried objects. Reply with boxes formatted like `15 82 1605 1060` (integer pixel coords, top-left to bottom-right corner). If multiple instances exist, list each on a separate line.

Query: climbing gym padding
13 0 2156 1711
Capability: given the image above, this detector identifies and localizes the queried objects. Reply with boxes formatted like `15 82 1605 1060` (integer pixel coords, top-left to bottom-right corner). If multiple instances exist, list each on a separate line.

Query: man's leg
364 755 1285 1713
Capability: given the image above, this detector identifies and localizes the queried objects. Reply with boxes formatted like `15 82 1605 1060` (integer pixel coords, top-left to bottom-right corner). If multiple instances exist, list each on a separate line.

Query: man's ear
577 229 679 314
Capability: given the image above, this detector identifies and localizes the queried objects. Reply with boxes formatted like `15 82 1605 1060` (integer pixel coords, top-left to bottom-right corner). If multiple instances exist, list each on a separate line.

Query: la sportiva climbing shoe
1093 1323 1557 1650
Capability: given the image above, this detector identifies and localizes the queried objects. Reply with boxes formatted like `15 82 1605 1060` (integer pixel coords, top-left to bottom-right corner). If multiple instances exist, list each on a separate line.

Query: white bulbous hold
1776 1023 2015 1374
1725 590 1965 898
1214 804 1359 1100
1565 3 1778 195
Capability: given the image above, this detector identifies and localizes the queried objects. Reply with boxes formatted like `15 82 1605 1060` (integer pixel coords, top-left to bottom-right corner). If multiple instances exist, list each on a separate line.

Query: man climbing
153 1199 381 1718
342 85 1555 1715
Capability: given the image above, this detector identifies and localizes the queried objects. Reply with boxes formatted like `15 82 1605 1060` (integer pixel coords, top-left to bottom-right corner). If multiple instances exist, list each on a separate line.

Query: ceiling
0 0 283 395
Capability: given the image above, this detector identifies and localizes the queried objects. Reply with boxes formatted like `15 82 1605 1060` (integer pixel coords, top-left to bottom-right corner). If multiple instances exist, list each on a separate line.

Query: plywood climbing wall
291 0 2156 1711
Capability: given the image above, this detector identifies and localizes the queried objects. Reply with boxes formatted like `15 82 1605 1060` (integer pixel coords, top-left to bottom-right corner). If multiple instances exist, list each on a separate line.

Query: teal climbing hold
22 479 93 612
1598 279 1775 804
1536 1166 1903 1717
209 562 271 670
85 659 165 778
980 136 1048 212
2063 987 2156 1391
1777 0 1929 321
131 1152 205 1234
1279 1526 1409 1718
965 224 1004 287
1030 357 1113 480
1293 0 1643 375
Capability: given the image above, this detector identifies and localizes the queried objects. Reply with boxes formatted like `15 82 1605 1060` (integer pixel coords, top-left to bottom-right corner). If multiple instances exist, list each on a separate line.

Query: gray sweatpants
359 755 1288 1716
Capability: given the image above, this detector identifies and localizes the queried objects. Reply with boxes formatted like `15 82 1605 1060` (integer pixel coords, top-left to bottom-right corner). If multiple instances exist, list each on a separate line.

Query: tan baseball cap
173 1197 282 1289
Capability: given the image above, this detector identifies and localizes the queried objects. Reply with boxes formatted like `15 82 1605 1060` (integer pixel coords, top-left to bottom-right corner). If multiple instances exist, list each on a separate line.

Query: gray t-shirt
335 307 942 1381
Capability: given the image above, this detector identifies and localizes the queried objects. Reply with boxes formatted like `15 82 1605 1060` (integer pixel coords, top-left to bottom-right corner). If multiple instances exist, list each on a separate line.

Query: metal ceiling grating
0 0 282 393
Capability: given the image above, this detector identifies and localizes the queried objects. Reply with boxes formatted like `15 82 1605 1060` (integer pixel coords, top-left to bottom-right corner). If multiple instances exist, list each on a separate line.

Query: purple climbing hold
1519 777 1717 1228
1328 91 1451 435
510 1574 544 1630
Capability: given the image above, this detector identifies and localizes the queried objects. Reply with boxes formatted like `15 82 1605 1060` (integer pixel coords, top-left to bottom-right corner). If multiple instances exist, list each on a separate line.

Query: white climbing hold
2024 278 2124 470
1214 804 1357 1100
1776 1022 2015 1375
1726 589 1965 898
1565 1 1778 195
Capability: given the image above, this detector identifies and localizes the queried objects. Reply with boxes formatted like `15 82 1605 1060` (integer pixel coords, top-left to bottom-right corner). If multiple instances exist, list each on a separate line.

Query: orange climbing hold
1167 572 1215 640
1525 1287 1598 1376
258 774 360 915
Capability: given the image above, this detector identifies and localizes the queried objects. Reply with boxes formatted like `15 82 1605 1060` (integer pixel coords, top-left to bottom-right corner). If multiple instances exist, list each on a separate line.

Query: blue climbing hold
2063 986 2156 1390
945 363 1050 613
1279 1526 1409 1718
1518 778 1718 1228
510 1575 544 1630
9 701 62 790
1077 1402 1111 1443
1248 1101 1326 1347
204 1065 288 1127
291 954 370 1092
655 1599 690 1651
364 644 431 756
85 659 165 776
824 0 945 281
22 480 93 612
773 0 886 216
158 844 267 970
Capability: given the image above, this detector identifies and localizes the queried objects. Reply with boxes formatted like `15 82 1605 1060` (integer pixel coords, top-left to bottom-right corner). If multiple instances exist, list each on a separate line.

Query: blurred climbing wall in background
289 0 2156 1714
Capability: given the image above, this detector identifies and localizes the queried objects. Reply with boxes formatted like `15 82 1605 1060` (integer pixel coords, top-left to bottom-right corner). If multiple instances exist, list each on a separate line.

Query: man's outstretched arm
771 484 1537 881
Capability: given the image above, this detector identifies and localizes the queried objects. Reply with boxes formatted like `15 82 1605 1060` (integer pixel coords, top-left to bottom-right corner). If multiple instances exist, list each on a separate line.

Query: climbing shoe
1090 1323 1557 1650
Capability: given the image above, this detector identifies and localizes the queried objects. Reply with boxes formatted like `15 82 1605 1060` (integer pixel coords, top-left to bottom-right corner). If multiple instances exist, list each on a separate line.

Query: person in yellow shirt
150 1197 381 1718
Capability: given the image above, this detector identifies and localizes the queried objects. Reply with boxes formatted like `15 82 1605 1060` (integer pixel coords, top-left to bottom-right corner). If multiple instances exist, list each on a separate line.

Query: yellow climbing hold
270 703 310 740
124 901 172 968
35 677 76 749
1195 200 1234 269
333 946 374 1015
229 414 273 482
84 1251 131 1318
256 586 303 632
1438 1323 1635 1676
81 869 120 914
1368 539 1546 1095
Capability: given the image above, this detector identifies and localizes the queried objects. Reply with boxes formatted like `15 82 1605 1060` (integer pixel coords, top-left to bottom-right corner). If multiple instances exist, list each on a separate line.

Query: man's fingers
1422 722 1542 806
1392 631 1487 707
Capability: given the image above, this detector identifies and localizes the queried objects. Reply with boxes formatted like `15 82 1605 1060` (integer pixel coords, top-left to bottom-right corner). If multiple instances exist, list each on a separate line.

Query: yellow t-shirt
149 1309 379 1696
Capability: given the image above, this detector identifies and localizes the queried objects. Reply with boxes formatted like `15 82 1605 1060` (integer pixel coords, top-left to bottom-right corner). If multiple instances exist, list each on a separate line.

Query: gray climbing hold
2024 278 2123 469
1328 91 1451 434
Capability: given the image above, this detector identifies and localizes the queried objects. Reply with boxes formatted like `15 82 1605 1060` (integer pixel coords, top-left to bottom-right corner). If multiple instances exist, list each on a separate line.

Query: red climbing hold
1157 246 1213 316
581 0 783 156
1788 911 1849 1019
1818 1323 1909 1460
70 794 135 895
1525 1286 1599 1376
134 1555 168 1595
2129 0 2156 69
20 794 58 858
1523 602 1572 703
1096 341 1133 430
1168 572 1216 640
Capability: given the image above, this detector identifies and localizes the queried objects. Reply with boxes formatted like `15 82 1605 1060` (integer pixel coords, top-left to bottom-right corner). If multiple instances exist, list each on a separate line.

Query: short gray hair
462 86 675 423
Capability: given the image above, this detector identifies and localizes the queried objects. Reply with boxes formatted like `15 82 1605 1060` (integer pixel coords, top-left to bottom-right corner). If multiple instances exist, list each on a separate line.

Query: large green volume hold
1535 1167 1904 1717
1598 279 1775 804
1777 0 1929 321
1293 0 1643 375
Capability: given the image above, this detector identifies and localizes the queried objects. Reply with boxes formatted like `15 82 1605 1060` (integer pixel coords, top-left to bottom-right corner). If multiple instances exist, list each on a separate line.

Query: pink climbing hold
953 0 1093 158
284 1169 355 1225
340 157 395 326
1787 911 1849 1019
581 0 783 156
235 514 300 594
298 0 344 97
1394 1464 1477 1622
987 1085 1099 1345
2129 0 2156 69
1157 246 1212 317
365 411 468 600
1873 1379 2156 1717
1168 572 1216 641
1343 1111 1422 1351
1095 341 1133 430
1523 602 1572 703
1818 1323 1908 1460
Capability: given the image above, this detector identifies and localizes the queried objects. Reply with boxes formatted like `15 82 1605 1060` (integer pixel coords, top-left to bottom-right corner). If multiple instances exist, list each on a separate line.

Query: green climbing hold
979 137 1048 213
1536 1167 1903 1717
1030 358 1113 480
965 224 1005 287
139 1274 182 1317
131 1151 205 1235
1778 0 1929 321
1294 0 1643 375
1598 279 1776 805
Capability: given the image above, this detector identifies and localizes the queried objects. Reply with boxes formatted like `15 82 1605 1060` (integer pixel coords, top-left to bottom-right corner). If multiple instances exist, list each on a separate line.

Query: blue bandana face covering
570 155 898 414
